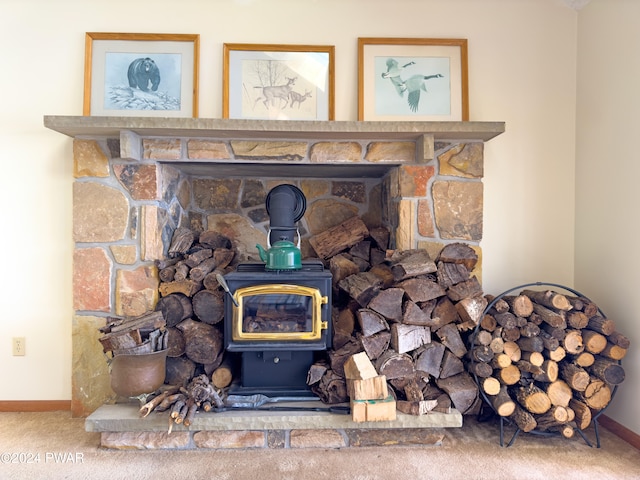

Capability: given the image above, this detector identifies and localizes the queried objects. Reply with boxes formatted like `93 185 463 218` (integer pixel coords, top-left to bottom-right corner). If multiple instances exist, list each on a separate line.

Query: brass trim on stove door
232 284 328 342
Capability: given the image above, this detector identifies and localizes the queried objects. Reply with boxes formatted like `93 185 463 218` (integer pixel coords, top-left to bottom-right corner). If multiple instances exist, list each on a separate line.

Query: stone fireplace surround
45 116 504 449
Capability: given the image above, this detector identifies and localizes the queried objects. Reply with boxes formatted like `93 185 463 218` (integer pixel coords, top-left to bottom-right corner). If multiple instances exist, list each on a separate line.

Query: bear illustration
127 57 161 92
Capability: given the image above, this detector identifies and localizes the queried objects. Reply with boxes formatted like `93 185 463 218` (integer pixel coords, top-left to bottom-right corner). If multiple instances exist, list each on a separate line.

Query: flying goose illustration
403 74 444 112
381 59 415 95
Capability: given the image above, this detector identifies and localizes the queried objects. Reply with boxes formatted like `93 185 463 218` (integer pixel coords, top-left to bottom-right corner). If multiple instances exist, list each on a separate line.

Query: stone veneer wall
71 134 485 416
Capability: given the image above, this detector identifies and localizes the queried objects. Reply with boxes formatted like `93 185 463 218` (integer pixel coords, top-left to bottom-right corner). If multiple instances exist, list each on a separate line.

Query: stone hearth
45 116 504 443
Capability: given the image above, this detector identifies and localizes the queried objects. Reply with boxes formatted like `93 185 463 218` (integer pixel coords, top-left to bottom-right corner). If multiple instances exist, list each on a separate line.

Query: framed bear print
83 33 200 117
358 38 468 121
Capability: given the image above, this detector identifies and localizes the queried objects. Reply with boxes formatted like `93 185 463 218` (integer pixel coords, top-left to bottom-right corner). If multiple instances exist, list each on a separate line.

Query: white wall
576 0 640 435
0 0 583 415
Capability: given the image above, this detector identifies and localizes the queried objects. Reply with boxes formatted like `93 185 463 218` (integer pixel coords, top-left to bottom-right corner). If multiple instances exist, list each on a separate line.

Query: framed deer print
358 38 468 121
223 43 335 120
84 33 199 117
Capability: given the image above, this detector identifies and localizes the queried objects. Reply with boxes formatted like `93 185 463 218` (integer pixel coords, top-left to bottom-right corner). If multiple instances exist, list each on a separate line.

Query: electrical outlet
12 337 25 356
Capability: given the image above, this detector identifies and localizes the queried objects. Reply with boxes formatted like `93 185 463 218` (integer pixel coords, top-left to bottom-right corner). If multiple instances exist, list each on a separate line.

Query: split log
356 309 389 337
397 278 446 303
375 349 414 380
168 227 195 258
344 352 378 380
390 323 430 354
436 372 478 414
436 323 467 358
329 254 360 284
396 399 438 415
415 341 446 378
339 272 383 308
436 261 470 289
368 288 404 321
437 243 478 272
360 331 391 360
390 250 437 281
439 351 465 379
109 311 166 334
309 216 369 259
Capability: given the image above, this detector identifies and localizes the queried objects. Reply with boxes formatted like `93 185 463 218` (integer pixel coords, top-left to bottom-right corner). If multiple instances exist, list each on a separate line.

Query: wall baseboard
599 414 640 451
0 400 71 412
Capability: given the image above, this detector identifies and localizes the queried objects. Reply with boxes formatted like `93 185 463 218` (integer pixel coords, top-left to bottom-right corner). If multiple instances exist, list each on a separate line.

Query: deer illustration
289 89 312 109
254 76 297 109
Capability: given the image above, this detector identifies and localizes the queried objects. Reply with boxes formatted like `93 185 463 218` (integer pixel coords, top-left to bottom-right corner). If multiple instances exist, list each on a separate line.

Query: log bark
309 216 369 259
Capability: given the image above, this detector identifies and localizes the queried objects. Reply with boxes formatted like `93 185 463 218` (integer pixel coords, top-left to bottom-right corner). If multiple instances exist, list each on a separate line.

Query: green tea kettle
256 230 302 270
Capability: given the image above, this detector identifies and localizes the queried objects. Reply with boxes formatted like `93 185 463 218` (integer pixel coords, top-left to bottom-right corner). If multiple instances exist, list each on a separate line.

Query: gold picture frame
83 32 199 117
358 37 469 121
223 43 335 120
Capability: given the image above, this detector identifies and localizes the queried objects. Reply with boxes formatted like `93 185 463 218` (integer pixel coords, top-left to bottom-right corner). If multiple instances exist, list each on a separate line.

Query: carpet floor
0 411 638 480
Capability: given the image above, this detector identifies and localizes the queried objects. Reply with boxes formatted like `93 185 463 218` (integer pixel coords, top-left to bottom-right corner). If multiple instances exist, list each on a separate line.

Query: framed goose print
358 37 468 121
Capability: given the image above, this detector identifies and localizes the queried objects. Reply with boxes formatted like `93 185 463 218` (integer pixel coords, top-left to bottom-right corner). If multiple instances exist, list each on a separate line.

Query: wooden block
343 352 378 380
347 375 388 400
350 395 397 423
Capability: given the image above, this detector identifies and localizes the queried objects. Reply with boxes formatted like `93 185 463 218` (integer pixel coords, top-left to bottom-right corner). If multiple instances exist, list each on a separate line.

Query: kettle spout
256 244 267 262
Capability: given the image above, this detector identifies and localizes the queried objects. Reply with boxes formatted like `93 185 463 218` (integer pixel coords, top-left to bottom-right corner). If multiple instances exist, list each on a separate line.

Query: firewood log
545 379 573 407
360 330 391 360
521 289 573 311
309 216 369 259
368 288 404 321
589 358 625 385
339 272 383 307
155 293 193 327
375 349 414 380
415 341 446 378
356 308 389 337
176 318 223 365
513 383 551 414
509 404 537 432
191 289 225 325
587 315 616 335
502 294 534 317
436 243 478 272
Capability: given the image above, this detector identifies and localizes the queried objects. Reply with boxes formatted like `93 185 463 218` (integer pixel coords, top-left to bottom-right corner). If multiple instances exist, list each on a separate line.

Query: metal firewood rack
470 282 620 447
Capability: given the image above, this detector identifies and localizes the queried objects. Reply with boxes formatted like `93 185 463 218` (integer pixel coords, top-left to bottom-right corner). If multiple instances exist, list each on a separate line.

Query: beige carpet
0 411 639 480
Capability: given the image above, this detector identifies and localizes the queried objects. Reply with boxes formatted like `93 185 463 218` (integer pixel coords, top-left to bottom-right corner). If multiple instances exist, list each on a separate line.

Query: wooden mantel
44 115 505 142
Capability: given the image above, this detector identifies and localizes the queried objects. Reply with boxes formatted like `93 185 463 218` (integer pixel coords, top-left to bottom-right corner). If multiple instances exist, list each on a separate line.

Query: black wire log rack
469 282 624 447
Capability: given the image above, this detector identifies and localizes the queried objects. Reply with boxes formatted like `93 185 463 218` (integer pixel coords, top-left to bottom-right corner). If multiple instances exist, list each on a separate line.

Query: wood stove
222 261 332 397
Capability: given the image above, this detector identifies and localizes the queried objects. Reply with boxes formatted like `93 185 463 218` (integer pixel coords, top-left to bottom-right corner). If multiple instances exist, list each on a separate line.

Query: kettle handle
266 228 301 249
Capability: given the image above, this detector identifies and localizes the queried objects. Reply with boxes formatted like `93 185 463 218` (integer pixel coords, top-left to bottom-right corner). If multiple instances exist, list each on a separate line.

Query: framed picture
223 43 335 120
358 38 468 121
83 32 199 117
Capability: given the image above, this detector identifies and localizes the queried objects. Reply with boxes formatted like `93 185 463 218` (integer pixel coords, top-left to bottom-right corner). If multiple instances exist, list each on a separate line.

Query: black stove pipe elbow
265 184 306 245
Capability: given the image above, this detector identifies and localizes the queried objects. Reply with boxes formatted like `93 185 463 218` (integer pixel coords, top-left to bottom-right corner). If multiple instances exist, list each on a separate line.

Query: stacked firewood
469 289 629 437
154 227 237 391
98 311 167 355
307 216 487 416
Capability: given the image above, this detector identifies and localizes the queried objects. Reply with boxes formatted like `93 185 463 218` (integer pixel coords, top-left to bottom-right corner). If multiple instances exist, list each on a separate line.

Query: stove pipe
265 184 306 245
